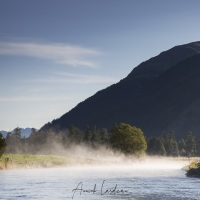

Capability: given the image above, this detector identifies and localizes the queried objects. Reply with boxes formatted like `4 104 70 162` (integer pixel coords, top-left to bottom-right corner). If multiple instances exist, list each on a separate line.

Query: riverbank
0 153 104 170
0 154 71 169
0 154 198 170
186 160 200 178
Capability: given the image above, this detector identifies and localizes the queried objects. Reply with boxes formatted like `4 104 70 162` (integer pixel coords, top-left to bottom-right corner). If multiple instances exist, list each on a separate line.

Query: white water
1 160 200 200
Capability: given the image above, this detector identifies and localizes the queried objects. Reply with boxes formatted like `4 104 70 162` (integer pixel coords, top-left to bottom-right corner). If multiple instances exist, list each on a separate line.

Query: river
0 159 200 200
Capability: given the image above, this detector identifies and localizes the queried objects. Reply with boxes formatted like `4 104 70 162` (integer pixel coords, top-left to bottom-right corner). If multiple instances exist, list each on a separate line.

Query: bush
109 123 147 155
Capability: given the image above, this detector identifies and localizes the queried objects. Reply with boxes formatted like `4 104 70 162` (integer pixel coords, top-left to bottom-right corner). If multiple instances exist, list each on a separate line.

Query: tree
91 127 100 147
13 127 21 138
69 125 83 144
196 139 200 156
83 126 92 144
109 123 147 155
147 136 166 156
158 137 167 156
99 128 109 144
178 139 187 156
6 127 22 153
31 128 37 135
0 132 7 157
185 131 196 157
165 130 179 156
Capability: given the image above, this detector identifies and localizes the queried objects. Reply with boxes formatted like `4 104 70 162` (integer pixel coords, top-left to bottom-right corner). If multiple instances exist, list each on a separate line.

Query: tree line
147 130 198 157
0 124 199 157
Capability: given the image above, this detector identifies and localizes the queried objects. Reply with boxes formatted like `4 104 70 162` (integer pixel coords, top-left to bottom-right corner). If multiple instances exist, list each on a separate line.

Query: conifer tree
0 132 7 157
185 131 196 157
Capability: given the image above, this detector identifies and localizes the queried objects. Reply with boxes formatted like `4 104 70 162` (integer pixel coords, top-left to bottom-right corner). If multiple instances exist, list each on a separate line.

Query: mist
4 129 191 172
31 137 189 172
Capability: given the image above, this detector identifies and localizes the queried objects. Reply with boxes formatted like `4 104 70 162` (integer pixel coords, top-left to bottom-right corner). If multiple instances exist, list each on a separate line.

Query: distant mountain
0 128 33 138
0 131 7 138
40 41 200 138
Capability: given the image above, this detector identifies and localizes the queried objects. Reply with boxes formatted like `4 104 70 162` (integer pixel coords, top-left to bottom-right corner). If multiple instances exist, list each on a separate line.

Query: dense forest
0 124 199 157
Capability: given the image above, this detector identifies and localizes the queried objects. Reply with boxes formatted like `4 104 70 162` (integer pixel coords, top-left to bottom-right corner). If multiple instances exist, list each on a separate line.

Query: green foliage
91 127 100 146
83 126 92 144
13 127 21 138
168 130 179 156
69 125 83 144
185 131 196 157
99 128 109 144
147 136 166 156
164 130 179 156
0 133 7 157
82 126 109 147
3 124 200 158
109 123 147 155
6 127 22 153
196 139 200 156
146 130 200 157
29 129 44 153
178 139 187 156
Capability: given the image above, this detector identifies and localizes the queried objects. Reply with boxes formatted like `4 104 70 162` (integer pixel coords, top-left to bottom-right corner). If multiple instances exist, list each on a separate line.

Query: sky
0 0 200 131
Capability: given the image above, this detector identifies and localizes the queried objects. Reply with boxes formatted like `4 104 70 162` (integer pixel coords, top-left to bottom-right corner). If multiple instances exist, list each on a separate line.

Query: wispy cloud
29 72 118 84
0 41 101 68
0 96 71 103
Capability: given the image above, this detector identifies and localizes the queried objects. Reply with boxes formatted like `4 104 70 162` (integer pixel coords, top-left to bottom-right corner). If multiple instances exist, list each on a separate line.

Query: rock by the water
186 167 200 178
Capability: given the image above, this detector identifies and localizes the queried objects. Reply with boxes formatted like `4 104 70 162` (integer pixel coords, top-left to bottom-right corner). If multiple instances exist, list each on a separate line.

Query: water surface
0 161 200 200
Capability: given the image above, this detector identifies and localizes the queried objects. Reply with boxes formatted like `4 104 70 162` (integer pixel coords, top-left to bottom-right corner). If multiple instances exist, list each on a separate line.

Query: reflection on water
0 160 200 200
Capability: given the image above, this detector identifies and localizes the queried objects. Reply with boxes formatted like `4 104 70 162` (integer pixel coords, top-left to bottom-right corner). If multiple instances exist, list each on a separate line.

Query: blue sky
0 0 200 131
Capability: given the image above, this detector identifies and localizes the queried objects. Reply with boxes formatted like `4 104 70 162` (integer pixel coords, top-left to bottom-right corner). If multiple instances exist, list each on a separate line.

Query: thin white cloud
0 41 101 68
0 96 71 103
29 72 118 84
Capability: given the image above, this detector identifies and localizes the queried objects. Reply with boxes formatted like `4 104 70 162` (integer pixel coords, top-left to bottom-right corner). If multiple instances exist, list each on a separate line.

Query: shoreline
0 154 198 171
0 154 70 170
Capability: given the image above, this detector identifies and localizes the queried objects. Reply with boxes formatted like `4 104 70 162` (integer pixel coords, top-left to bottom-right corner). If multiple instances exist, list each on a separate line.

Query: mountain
0 128 33 138
0 131 7 138
41 41 200 138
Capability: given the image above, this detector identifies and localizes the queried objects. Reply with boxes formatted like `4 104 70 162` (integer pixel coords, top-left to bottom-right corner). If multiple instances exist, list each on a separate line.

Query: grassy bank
0 154 103 170
0 154 70 169
0 154 198 170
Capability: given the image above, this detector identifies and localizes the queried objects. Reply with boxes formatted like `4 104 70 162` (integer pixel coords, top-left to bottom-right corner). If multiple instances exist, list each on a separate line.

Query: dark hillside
41 42 200 138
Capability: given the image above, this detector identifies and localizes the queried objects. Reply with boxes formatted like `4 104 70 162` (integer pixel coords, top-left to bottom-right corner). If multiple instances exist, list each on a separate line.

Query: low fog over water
48 142 189 170
1 143 198 200
1 157 199 200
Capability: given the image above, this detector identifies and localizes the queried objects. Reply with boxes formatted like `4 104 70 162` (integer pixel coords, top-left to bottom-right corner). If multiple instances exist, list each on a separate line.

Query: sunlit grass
0 154 69 169
188 160 200 169
0 153 98 170
1 153 199 171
